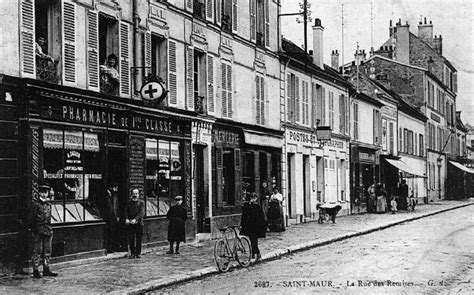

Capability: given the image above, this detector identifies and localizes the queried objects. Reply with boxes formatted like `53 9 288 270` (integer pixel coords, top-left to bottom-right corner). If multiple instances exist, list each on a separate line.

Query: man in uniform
30 184 58 278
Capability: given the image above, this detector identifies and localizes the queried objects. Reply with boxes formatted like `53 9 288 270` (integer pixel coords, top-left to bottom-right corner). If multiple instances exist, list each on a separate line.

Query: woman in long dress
267 188 285 232
375 183 387 213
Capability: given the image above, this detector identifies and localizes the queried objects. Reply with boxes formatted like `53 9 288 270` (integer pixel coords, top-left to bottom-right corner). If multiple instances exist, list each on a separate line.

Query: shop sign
359 151 375 163
287 130 317 145
322 139 345 150
39 103 191 137
212 129 241 147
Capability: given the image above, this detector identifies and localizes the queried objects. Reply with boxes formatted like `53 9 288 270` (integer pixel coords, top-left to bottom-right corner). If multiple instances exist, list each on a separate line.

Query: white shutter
86 10 99 91
232 0 238 34
207 54 215 113
249 0 256 43
295 76 300 122
260 76 265 125
186 46 194 110
145 31 152 77
216 0 222 26
20 0 35 78
186 0 193 12
62 1 76 85
255 76 260 124
221 62 227 117
264 0 270 47
226 64 233 118
168 40 177 106
119 21 131 97
206 0 213 22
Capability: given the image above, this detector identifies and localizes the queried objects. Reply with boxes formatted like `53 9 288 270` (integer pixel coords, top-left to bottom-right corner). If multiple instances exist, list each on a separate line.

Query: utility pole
281 1 312 53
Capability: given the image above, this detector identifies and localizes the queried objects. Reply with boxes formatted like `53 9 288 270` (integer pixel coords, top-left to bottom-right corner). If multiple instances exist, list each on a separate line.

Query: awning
449 161 474 174
385 158 425 177
243 130 283 148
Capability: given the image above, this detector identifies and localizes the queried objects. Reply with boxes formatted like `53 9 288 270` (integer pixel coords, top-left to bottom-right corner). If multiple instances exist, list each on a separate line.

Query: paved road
158 206 474 294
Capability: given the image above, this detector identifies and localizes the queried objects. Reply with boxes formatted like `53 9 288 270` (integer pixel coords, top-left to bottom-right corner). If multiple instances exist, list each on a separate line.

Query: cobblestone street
0 200 472 294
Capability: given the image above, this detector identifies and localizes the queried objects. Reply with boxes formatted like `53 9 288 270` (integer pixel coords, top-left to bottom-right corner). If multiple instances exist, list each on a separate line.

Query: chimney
433 34 442 55
418 17 433 44
331 50 339 70
312 18 324 69
354 49 366 66
393 19 410 64
389 19 394 37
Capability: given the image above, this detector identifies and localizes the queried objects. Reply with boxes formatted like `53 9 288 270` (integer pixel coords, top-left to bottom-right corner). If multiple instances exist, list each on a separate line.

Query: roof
280 38 351 88
456 112 468 132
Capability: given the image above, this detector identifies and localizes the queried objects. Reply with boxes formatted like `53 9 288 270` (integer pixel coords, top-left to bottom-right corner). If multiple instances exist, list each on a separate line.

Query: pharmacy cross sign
140 81 165 101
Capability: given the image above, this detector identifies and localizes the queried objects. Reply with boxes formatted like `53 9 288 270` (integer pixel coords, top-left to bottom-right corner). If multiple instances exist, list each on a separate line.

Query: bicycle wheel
235 236 252 267
214 239 231 272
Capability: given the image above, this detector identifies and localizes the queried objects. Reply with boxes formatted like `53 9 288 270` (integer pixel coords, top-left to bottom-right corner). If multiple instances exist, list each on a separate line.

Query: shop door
325 156 337 203
194 145 206 233
107 147 127 251
303 155 311 217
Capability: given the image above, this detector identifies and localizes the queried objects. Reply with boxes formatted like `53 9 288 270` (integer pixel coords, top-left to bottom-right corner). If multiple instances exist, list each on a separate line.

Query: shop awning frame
243 129 283 148
385 158 426 178
449 161 474 174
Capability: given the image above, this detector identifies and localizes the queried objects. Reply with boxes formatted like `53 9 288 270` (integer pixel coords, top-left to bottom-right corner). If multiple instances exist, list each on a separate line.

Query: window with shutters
193 0 206 19
151 34 168 83
287 74 294 123
221 62 233 118
256 75 265 125
34 0 61 83
194 50 207 114
98 13 119 95
329 92 334 130
353 103 359 140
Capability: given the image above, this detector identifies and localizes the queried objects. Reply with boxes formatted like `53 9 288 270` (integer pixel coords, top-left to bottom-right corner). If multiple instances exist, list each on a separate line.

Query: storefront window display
145 138 184 216
43 128 102 224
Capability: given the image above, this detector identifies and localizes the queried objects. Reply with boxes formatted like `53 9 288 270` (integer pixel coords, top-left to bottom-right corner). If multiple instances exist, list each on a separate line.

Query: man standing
30 184 58 279
125 188 144 259
105 182 120 253
398 180 409 210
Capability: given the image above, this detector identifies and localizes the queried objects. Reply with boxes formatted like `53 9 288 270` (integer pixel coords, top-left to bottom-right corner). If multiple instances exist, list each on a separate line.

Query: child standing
390 197 398 214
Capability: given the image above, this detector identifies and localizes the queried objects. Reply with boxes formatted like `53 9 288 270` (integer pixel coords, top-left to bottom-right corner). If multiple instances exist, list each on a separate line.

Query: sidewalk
1 199 472 294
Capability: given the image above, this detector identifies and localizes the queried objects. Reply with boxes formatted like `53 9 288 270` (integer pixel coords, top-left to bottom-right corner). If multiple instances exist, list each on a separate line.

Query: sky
280 0 474 126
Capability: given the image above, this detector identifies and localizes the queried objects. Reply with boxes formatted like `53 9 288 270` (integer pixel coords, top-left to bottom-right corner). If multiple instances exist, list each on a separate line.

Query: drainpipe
132 0 140 98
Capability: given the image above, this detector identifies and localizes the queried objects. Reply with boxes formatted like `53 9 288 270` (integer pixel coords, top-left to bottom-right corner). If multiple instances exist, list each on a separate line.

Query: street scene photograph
0 0 473 294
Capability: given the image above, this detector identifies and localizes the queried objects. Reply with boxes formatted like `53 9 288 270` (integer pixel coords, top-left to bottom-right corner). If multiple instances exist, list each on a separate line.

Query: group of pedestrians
367 180 417 214
240 187 285 261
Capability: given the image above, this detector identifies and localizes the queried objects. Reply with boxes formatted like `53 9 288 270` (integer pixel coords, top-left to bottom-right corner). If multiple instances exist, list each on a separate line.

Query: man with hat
124 188 144 258
166 195 187 254
30 184 58 278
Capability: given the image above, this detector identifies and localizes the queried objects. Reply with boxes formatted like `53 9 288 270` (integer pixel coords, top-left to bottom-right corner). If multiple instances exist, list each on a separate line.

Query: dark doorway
106 146 127 251
194 145 206 233
222 150 235 205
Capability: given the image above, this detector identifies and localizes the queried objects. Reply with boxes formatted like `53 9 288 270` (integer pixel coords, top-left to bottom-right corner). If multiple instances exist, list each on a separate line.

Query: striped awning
43 129 99 152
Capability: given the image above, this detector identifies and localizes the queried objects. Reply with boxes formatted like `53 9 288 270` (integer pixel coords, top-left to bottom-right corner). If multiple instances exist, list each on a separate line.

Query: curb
122 202 474 294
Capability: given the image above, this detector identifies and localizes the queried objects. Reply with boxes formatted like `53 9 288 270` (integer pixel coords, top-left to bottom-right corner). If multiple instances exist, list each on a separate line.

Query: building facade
279 20 351 224
0 0 283 271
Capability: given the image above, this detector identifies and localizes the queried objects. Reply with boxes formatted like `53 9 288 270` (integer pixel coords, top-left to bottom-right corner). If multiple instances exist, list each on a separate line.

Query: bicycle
213 225 252 272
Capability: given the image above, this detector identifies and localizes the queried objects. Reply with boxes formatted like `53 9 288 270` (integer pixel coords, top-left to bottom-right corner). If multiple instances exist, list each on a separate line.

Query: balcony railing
195 95 205 114
100 67 119 95
36 57 59 83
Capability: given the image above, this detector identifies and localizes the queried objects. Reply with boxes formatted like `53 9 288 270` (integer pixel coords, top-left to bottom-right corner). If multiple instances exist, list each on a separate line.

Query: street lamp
437 157 442 200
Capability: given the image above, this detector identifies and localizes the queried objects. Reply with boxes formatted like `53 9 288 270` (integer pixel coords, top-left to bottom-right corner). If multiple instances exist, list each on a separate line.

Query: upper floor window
221 61 233 118
151 34 168 83
419 134 424 157
193 50 207 114
373 109 381 145
221 0 235 32
286 73 298 123
99 14 119 95
193 0 206 20
34 0 61 84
